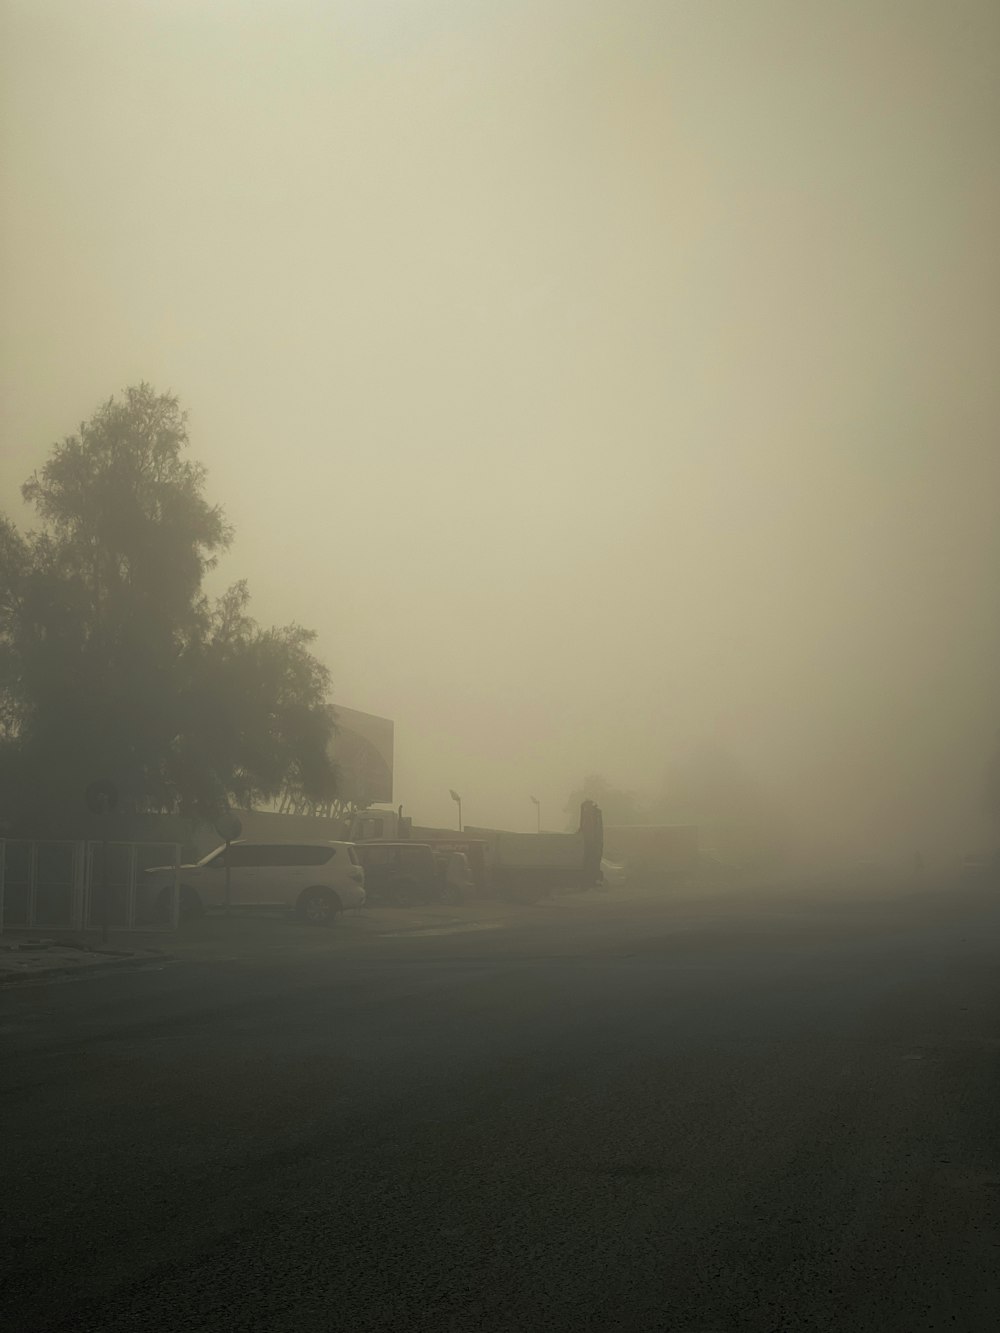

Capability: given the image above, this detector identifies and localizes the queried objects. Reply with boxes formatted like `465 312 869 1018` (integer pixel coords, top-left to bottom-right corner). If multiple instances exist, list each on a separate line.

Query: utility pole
529 795 541 833
449 789 462 832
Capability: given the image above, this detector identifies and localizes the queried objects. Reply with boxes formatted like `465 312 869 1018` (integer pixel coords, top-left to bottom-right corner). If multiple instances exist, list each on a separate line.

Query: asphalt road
2 880 999 1332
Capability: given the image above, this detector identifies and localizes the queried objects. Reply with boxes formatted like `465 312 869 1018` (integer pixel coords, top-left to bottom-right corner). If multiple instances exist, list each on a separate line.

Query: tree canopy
0 384 337 828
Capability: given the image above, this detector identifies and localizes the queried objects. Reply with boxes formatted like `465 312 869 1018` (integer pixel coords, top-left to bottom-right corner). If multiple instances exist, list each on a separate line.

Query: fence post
84 843 92 930
126 843 137 930
73 842 85 930
27 841 38 930
171 844 180 930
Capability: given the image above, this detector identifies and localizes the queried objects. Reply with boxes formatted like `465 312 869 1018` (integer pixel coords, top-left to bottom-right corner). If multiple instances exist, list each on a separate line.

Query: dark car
354 842 465 907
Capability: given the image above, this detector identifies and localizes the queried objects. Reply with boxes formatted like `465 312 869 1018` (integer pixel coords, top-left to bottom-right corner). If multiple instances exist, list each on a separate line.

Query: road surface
2 879 999 1332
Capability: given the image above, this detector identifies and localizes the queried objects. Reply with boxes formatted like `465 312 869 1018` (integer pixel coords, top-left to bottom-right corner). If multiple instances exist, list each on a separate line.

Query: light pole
529 795 540 834
449 789 462 832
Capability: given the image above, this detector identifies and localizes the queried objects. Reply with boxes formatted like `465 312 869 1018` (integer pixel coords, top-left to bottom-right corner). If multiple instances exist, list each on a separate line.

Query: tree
564 774 646 829
0 384 337 827
169 581 337 817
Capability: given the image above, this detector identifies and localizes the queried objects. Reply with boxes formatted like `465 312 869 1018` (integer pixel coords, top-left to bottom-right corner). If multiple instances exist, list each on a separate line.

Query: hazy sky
2 0 999 854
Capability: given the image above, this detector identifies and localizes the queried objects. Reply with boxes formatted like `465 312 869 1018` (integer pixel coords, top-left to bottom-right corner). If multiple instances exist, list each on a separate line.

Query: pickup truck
353 841 475 907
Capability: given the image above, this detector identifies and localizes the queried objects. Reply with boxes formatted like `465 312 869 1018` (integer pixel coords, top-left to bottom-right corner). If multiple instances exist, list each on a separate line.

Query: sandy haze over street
2 0 998 855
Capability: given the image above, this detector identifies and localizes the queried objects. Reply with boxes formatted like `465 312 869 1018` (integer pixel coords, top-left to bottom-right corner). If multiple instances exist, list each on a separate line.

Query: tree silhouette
0 385 336 827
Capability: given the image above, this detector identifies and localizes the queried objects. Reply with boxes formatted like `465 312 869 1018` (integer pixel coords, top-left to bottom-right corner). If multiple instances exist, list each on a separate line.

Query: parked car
145 841 365 925
354 841 468 907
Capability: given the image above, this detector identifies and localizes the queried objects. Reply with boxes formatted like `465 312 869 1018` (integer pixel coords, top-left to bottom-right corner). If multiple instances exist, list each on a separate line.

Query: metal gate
0 840 180 933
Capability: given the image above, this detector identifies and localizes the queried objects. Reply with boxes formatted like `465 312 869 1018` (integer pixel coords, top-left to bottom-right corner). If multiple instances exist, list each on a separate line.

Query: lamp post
529 795 540 834
449 789 462 832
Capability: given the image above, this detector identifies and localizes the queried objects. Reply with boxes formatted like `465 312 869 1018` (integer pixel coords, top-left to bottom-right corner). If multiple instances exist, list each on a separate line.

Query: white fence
0 840 181 934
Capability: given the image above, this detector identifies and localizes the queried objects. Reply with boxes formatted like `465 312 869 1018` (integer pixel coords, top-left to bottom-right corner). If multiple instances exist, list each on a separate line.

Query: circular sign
85 780 119 815
214 812 243 842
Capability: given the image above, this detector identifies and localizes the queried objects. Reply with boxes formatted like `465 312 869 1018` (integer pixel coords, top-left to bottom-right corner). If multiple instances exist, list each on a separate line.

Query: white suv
147 841 365 925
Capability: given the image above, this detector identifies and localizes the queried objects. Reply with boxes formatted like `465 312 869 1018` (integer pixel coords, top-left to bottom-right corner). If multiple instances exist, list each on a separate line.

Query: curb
0 951 172 987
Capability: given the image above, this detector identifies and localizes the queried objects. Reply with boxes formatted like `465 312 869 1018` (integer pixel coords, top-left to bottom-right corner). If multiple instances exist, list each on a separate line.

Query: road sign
214 813 243 843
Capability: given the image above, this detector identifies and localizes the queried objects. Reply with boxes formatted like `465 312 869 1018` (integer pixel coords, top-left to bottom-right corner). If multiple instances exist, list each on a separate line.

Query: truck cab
350 808 409 842
350 807 457 844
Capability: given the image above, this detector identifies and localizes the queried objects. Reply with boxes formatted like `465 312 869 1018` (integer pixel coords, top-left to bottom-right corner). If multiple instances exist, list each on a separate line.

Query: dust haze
2 0 998 866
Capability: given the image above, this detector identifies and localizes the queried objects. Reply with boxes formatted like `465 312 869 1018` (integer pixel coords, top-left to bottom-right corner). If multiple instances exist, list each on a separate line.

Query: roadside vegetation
0 384 337 831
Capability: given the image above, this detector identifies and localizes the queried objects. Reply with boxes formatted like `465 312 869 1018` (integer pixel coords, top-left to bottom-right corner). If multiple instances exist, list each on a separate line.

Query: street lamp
449 789 462 832
529 795 540 834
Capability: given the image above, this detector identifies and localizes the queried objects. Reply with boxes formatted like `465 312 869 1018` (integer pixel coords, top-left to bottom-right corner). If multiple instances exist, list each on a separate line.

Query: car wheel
297 885 341 926
154 883 203 924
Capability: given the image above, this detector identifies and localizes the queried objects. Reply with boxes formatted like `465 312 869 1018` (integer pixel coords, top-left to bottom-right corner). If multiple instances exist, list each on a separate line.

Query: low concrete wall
5 811 350 863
